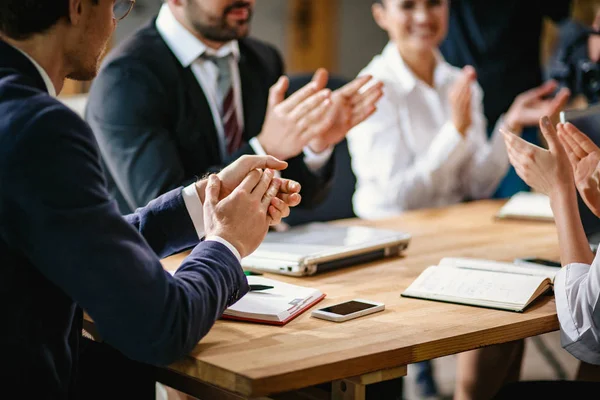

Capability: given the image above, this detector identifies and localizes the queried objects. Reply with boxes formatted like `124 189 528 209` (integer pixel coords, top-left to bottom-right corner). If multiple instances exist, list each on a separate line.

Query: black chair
283 74 357 226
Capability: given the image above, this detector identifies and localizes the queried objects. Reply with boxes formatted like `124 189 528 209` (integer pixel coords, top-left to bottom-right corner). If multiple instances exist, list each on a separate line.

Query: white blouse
347 42 510 219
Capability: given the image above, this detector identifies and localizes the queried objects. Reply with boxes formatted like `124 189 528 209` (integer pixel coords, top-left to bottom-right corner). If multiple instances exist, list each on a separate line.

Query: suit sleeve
86 60 196 211
4 106 249 366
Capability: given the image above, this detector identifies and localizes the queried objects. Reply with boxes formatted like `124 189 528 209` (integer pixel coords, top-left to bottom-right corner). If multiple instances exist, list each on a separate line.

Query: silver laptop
560 104 600 252
241 222 411 276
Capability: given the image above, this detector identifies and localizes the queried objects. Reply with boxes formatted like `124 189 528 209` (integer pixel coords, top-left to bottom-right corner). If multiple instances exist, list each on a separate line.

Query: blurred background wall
61 0 597 95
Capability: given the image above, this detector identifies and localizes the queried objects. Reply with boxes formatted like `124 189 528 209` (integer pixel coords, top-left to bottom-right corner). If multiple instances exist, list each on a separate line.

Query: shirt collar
8 43 57 97
382 41 454 93
156 3 240 68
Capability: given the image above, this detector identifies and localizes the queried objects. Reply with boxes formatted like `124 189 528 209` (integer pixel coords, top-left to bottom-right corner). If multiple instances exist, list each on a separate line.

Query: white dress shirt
10 42 241 262
155 4 332 173
554 258 600 365
347 42 511 220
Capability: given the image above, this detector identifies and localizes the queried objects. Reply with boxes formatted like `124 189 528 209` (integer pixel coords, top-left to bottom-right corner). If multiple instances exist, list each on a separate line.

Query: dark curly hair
0 0 97 40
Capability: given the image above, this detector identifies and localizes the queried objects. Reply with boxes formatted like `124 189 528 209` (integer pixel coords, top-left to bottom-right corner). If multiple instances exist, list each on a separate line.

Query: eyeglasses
113 0 135 21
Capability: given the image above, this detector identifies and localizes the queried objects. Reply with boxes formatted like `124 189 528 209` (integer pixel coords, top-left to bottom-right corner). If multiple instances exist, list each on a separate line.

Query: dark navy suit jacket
440 0 572 127
86 20 333 214
0 40 248 399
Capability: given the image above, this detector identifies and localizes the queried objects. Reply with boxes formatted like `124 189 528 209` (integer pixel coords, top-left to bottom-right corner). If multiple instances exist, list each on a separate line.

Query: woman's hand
557 122 600 217
501 116 574 199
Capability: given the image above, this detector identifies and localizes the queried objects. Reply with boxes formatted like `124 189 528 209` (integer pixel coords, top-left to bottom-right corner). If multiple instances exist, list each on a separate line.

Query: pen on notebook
249 285 274 292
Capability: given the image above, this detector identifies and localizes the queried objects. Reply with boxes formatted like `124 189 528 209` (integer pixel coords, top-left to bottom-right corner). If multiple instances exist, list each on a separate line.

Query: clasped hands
256 68 384 160
195 155 301 257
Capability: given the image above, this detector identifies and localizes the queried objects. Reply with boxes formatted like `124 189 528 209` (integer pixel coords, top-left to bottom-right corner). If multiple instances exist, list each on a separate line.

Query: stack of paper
496 192 553 222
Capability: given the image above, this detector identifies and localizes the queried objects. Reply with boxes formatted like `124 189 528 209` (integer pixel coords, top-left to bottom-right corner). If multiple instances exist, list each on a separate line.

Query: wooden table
158 199 561 399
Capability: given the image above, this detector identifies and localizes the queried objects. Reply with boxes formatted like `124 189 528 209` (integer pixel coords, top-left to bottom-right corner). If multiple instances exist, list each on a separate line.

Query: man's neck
1 32 67 94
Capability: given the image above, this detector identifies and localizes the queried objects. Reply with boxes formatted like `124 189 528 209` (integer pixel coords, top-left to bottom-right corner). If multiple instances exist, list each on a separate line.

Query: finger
238 169 263 192
501 127 541 156
350 89 382 128
279 179 301 193
261 176 282 211
239 154 289 172
462 65 477 81
270 196 291 219
204 174 221 208
558 124 583 163
546 87 571 117
267 204 284 226
252 168 275 196
336 75 373 98
268 76 289 109
311 68 329 88
281 77 327 113
351 80 383 104
558 123 586 160
277 192 302 207
539 116 561 153
300 104 337 142
298 98 335 139
289 89 332 122
564 122 600 154
521 80 559 102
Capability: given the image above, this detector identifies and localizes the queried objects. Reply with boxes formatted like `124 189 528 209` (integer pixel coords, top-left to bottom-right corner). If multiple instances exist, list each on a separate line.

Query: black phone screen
319 301 377 316
524 258 561 268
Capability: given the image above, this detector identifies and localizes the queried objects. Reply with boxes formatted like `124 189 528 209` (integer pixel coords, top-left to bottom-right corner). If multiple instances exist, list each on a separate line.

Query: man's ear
372 3 388 32
68 0 84 26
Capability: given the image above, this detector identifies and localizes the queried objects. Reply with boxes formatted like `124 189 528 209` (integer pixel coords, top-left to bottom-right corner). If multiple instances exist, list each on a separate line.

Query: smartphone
514 257 561 268
311 299 384 322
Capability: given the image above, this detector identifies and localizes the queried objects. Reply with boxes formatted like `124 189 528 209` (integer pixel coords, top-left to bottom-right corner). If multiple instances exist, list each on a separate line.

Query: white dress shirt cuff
249 137 282 178
205 236 242 263
303 145 334 173
554 263 590 342
182 183 205 239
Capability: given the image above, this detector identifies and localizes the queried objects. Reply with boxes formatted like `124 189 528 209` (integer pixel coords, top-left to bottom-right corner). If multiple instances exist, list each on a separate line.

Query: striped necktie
204 54 243 155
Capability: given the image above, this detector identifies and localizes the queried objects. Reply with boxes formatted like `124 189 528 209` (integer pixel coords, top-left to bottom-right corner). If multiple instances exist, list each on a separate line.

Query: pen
244 271 263 276
249 284 274 292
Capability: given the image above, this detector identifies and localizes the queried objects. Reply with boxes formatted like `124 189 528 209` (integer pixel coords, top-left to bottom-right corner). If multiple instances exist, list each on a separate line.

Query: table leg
331 366 407 400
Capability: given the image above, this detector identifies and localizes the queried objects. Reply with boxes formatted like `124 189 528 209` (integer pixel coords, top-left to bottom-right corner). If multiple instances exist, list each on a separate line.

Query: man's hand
257 72 335 160
504 80 570 133
203 170 280 258
558 122 600 217
449 66 477 137
501 116 574 199
194 155 301 224
307 69 384 153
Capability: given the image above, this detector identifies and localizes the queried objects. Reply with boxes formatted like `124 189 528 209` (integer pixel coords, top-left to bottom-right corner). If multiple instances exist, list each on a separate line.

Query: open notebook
495 192 553 222
223 276 325 326
401 257 557 312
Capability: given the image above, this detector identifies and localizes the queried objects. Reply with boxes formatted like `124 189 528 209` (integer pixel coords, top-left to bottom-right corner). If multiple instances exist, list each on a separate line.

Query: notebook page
438 257 557 282
403 266 548 308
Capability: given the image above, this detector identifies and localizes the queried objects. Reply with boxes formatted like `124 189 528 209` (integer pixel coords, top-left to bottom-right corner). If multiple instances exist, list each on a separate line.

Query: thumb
462 65 477 81
204 174 221 208
539 116 560 153
264 155 288 171
268 76 289 108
